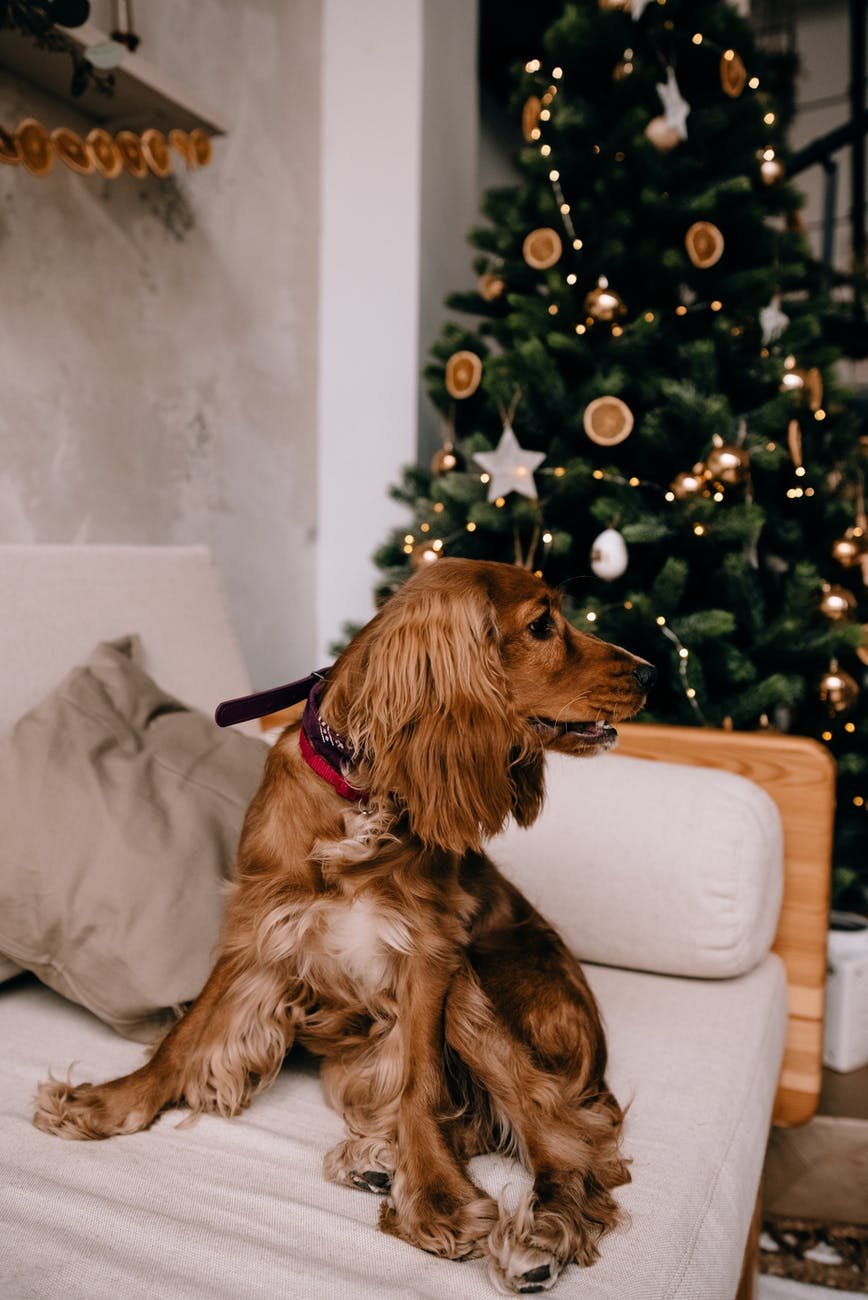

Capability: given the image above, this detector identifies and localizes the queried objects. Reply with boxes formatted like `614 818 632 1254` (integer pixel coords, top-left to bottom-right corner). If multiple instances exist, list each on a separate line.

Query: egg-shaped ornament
590 528 629 581
644 115 680 152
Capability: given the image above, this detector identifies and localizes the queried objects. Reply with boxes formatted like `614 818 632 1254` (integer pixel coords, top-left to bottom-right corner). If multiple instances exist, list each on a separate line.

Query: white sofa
0 545 788 1300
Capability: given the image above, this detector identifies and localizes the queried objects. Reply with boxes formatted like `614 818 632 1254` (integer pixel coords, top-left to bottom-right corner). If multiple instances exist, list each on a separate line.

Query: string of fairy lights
403 3 866 798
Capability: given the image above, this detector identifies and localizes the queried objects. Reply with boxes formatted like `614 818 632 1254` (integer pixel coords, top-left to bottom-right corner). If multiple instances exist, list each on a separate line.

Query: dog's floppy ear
340 574 532 853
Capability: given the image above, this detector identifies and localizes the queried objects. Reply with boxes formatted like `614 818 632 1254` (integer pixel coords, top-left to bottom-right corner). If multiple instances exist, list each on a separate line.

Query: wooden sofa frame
617 724 836 1300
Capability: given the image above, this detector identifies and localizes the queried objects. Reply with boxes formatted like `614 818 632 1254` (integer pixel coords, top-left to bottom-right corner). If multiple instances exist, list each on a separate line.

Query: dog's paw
33 1074 155 1141
350 1169 392 1195
379 1189 497 1261
486 1195 568 1294
323 1136 395 1193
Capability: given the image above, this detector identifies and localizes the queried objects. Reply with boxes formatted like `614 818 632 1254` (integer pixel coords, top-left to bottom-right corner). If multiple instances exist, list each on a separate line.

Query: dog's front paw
486 1195 569 1295
33 1073 157 1141
324 1136 395 1193
379 1187 497 1260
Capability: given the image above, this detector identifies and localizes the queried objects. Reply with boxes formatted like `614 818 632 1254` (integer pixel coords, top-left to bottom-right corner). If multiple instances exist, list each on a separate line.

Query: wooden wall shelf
0 21 227 135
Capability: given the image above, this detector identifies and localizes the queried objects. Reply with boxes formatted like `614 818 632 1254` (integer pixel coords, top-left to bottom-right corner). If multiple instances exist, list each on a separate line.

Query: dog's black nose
634 662 657 692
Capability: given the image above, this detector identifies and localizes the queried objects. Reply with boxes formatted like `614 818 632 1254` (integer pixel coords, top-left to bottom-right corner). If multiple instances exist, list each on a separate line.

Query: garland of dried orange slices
0 117 213 178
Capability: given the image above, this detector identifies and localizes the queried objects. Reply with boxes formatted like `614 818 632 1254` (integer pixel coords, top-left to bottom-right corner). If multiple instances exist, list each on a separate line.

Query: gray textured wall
0 0 322 687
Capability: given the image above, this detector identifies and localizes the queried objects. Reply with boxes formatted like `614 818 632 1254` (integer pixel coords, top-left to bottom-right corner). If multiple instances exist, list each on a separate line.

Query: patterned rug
761 1216 868 1292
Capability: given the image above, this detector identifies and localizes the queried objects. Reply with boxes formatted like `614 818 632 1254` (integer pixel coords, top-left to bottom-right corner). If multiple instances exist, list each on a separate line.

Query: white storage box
824 913 868 1073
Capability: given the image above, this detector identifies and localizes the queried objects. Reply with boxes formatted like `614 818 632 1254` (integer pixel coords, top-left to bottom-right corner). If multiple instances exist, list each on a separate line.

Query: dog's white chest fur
319 895 412 993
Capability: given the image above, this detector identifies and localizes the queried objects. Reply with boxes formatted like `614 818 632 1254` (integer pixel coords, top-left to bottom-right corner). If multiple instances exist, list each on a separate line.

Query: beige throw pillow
0 637 268 1041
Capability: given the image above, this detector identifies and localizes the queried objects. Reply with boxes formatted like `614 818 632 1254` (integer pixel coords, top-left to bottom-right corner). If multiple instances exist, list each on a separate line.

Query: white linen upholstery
0 957 786 1300
0 544 787 1299
490 751 784 980
0 544 254 734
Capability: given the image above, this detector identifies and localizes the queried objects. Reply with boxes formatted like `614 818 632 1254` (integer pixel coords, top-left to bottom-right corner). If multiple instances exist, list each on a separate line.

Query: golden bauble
704 443 750 486
819 662 859 713
819 584 857 621
644 115 680 152
478 272 505 302
670 469 705 500
410 541 442 570
832 528 867 568
431 442 465 475
584 279 626 321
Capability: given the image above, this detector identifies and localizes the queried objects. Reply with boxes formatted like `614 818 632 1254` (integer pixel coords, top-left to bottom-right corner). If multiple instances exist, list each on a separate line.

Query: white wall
0 0 322 688
316 0 479 660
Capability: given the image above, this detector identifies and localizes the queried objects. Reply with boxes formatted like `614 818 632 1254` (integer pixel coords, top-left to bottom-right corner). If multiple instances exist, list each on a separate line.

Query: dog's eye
528 614 555 640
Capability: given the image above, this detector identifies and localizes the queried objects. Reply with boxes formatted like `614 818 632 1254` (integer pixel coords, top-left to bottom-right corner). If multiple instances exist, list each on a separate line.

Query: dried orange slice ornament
685 221 724 269
720 50 747 98
86 128 123 178
169 129 193 167
142 128 172 177
116 131 147 178
522 96 542 142
522 227 562 270
0 126 21 165
583 395 634 447
51 128 93 175
17 119 53 176
190 129 212 166
445 351 483 400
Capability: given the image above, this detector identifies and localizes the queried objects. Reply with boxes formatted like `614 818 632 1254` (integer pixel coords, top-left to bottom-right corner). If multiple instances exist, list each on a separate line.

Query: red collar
299 682 368 803
299 728 368 803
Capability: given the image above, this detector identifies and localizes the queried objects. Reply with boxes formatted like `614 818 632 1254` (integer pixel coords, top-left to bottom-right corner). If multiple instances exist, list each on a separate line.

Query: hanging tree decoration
584 276 626 321
583 395 634 447
522 227 563 270
760 294 790 346
444 350 483 400
431 416 466 476
720 48 747 98
473 413 545 504
819 660 860 714
655 66 691 141
704 427 751 486
590 527 629 580
685 221 725 268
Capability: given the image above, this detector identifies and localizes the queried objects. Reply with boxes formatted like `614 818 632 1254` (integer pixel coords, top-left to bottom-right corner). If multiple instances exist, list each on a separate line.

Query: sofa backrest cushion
0 544 253 735
489 750 783 980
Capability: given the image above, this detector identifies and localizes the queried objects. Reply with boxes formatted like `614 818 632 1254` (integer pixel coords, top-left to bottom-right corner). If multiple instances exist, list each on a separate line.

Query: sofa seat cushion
0 956 786 1300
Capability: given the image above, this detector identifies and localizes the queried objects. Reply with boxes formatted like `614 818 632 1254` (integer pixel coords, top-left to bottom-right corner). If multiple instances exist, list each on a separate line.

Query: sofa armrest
488 750 783 980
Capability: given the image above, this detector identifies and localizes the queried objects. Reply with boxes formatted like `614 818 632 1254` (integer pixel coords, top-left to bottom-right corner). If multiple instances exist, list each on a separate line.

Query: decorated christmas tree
373 0 868 905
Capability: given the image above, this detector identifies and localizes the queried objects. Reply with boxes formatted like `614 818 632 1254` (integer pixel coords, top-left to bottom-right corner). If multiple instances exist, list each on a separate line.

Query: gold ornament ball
704 443 750 486
431 443 465 476
478 272 505 302
670 469 705 500
644 115 680 152
584 279 626 322
819 663 860 713
410 541 442 570
831 528 866 568
819 584 857 621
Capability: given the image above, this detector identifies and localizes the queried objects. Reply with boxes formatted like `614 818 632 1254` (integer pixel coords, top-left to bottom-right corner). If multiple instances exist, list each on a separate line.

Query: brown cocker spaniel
34 558 655 1295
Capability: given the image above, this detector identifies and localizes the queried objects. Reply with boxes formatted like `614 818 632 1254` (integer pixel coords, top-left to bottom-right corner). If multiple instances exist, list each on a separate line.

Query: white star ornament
473 425 546 503
657 66 690 140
